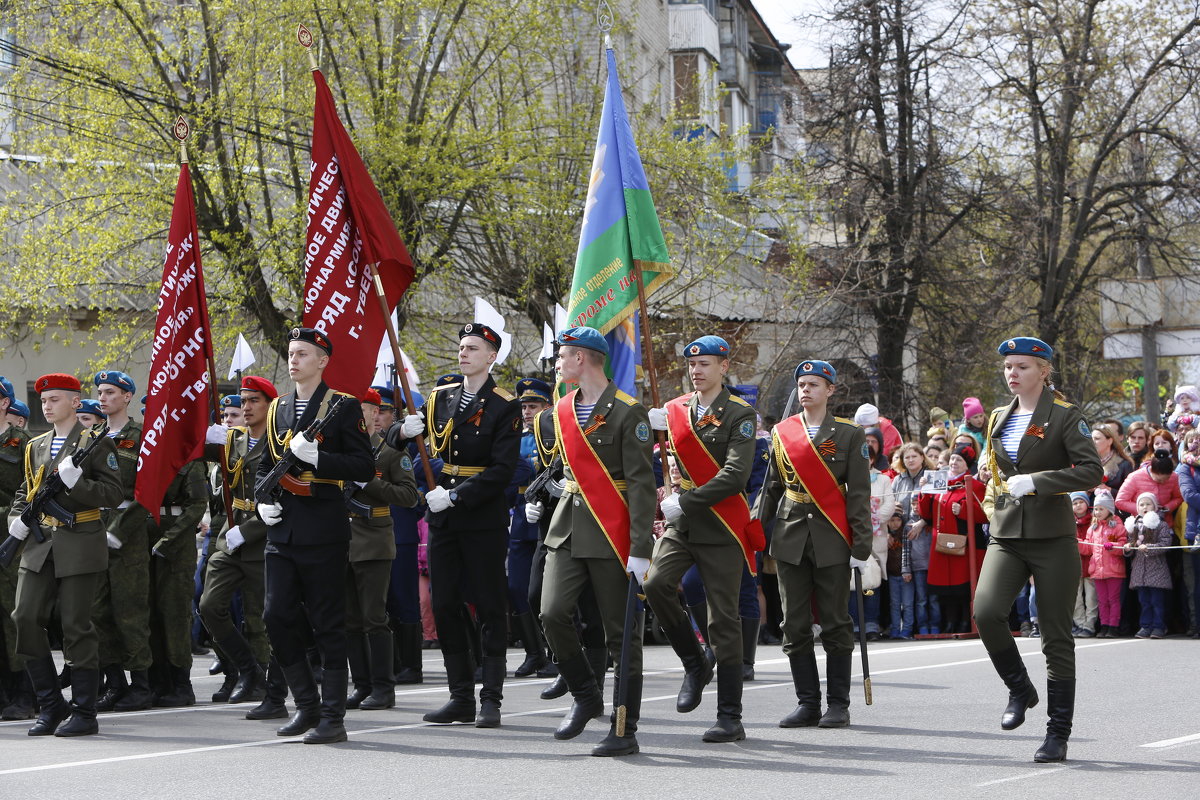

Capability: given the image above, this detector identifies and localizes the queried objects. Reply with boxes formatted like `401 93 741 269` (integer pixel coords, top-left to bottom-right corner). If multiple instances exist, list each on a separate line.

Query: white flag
539 322 555 360
474 297 512 366
554 303 567 333
226 333 256 380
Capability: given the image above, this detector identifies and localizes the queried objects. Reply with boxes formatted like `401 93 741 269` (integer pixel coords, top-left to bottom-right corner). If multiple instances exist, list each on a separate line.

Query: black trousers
263 541 348 668
428 524 508 658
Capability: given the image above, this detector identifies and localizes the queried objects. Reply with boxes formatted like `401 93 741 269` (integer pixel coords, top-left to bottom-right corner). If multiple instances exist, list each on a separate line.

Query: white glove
1124 515 1137 534
152 545 166 559
58 459 83 489
106 532 123 550
660 493 683 522
1190 538 1200 553
525 501 544 523
258 502 283 526
353 481 368 489
205 423 228 445
401 414 425 439
426 487 453 513
626 555 651 583
8 517 29 541
647 407 668 431
1143 510 1160 529
849 555 872 570
225 525 245 552
288 434 319 466
1007 474 1035 497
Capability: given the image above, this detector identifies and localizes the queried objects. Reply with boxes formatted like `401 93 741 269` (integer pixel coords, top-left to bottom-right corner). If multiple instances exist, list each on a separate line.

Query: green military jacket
348 434 419 562
539 382 655 561
206 427 269 561
668 387 758 545
982 387 1103 539
149 460 208 561
103 418 149 560
752 412 873 568
9 422 124 577
0 423 30 516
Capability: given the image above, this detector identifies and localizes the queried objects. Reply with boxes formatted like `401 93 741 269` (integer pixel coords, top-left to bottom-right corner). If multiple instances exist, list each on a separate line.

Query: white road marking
975 765 1079 786
1141 732 1200 748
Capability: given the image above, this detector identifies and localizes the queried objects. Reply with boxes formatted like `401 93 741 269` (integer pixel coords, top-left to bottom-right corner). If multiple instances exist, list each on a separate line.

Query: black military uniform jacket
387 374 521 532
257 381 374 547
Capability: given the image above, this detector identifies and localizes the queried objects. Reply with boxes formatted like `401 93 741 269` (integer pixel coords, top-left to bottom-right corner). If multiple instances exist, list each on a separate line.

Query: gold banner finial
297 23 318 70
173 115 190 163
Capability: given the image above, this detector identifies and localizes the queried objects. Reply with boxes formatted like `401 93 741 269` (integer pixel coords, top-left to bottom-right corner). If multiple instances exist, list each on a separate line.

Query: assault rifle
524 456 564 508
254 395 350 504
0 429 107 568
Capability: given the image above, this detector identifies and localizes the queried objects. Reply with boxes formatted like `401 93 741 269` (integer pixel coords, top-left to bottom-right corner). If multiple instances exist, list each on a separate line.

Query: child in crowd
886 510 914 639
958 397 986 453
1070 492 1098 637
1125 491 1174 638
1085 493 1126 637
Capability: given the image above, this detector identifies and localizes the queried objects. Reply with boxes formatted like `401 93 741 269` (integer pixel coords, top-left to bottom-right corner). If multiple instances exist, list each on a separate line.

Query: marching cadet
0 377 33 720
200 376 288 718
975 337 1102 763
91 369 155 713
384 323 521 728
221 394 244 427
345 388 418 711
753 359 873 729
255 328 374 744
8 373 123 736
145 460 207 707
643 335 761 743
372 385 397 431
76 399 106 428
527 327 655 757
509 378 552 679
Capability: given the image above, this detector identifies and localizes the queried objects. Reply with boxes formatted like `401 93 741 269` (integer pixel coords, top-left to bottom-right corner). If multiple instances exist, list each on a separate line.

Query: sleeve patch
107 453 119 470
358 417 368 433
738 420 754 439
1078 420 1090 438
635 421 650 442
400 454 413 471
860 443 870 460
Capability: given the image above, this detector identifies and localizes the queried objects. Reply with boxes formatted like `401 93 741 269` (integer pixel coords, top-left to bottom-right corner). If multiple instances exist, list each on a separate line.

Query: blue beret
220 394 242 409
78 398 107 418
436 374 463 388
556 326 609 356
9 398 29 419
683 335 731 358
794 360 837 384
516 378 553 404
0 376 13 401
398 389 424 410
998 337 1053 360
94 370 136 394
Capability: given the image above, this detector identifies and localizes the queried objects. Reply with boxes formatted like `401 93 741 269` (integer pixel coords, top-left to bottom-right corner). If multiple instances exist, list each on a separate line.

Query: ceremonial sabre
853 566 873 705
615 571 641 736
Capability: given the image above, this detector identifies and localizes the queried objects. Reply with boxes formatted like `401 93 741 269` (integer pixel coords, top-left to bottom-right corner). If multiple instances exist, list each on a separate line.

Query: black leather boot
154 665 196 707
553 651 604 740
540 673 568 700
586 646 610 697
475 656 505 727
211 670 238 703
513 612 548 678
702 663 745 742
663 619 713 713
394 622 423 685
988 646 1039 730
360 631 396 710
1033 679 1075 763
55 667 100 737
742 617 759 681
779 650 822 727
25 656 69 736
277 661 320 736
304 667 348 744
818 652 851 728
687 603 716 667
422 650 475 724
95 665 127 712
591 673 641 757
345 634 371 710
217 633 265 705
246 659 289 720
2 669 35 720
113 669 154 712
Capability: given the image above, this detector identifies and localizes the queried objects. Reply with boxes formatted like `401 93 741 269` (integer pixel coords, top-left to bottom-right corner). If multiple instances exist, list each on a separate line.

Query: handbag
935 532 968 556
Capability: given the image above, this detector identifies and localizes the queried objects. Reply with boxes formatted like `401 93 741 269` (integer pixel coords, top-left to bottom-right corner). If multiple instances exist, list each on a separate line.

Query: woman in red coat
919 443 986 633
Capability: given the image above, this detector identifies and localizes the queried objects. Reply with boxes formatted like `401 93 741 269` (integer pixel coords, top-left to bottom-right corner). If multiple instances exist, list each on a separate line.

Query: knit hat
962 396 984 419
952 442 977 471
1069 491 1090 506
1136 491 1159 510
1174 385 1200 406
929 406 950 423
1093 493 1116 515
854 403 880 427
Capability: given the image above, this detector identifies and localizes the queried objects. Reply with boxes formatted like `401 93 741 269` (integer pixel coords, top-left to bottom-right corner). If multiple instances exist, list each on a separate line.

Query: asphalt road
1 636 1196 797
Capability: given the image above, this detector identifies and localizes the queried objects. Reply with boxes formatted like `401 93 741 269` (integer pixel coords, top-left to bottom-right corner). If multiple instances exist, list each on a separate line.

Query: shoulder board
492 386 515 402
333 390 357 400
430 383 461 394
613 389 639 407
30 431 54 447
833 416 858 427
1053 398 1074 409
728 395 752 408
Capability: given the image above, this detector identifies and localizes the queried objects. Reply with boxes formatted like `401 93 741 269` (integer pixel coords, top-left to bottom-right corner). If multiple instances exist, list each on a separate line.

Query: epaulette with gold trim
332 390 357 400
614 389 639 407
1053 398 1074 409
429 383 460 394
728 394 752 408
833 416 858 427
492 386 515 402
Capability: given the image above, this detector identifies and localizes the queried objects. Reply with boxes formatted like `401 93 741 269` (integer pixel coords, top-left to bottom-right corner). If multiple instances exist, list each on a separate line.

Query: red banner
136 162 213 522
304 69 414 397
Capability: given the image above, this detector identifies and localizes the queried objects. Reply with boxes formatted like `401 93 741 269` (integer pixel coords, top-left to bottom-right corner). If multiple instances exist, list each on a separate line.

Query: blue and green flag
567 44 671 394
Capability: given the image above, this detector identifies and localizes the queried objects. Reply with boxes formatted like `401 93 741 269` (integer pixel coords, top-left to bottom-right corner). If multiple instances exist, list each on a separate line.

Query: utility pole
1132 133 1160 424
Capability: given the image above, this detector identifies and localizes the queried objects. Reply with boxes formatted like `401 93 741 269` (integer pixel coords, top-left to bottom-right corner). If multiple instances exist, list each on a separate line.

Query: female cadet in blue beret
974 337 1102 763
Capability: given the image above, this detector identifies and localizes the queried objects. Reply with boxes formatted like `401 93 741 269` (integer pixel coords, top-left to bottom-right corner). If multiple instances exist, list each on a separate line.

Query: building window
673 53 699 115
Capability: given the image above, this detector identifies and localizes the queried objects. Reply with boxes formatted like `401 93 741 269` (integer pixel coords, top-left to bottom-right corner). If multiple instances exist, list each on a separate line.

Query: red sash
773 416 852 546
666 395 764 574
555 390 631 563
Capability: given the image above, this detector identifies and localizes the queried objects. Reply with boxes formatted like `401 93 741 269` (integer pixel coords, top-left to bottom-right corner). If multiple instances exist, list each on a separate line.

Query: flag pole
175 116 235 524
